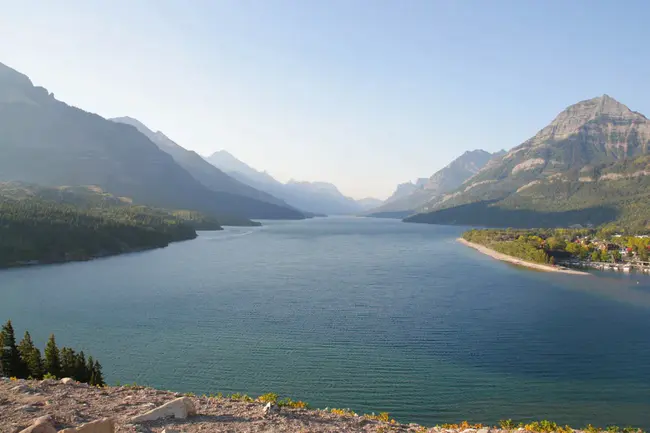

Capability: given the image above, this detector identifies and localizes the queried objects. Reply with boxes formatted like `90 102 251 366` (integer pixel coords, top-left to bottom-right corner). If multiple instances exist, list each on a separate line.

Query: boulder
32 416 54 425
17 416 56 433
262 402 280 417
11 384 33 394
58 418 115 433
60 378 75 385
131 397 196 422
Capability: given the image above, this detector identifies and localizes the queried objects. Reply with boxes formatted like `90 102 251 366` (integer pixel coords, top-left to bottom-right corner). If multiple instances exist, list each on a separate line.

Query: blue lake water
1 217 650 427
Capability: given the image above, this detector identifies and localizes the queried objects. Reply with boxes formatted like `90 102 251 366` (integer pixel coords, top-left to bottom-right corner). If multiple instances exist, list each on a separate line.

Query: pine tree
86 355 94 384
1 320 28 378
73 351 88 383
90 360 105 387
44 334 61 378
0 331 4 377
60 347 77 378
18 331 44 379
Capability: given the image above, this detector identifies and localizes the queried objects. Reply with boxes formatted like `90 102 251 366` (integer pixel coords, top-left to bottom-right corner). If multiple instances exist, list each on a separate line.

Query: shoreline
2 378 644 432
457 238 590 276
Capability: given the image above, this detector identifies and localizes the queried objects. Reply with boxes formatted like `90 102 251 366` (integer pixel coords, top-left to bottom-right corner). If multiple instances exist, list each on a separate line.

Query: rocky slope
1 378 643 433
368 150 501 217
0 61 302 223
406 95 650 228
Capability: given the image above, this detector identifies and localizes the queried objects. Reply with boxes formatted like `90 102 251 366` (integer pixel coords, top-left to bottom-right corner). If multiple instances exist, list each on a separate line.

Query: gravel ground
0 378 633 433
0 378 425 432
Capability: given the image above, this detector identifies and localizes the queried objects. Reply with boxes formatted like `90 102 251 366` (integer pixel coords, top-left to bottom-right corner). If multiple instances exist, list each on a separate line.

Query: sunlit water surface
2 217 649 427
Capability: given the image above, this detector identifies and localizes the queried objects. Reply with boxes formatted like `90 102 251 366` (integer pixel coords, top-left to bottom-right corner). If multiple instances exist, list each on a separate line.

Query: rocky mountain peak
530 95 645 144
0 62 33 87
0 61 53 105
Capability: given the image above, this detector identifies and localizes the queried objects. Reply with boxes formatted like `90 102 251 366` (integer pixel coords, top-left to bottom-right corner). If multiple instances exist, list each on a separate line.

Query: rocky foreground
0 378 642 433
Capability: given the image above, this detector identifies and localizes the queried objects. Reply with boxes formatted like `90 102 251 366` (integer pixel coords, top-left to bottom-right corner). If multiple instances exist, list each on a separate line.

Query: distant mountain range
0 61 304 224
110 117 296 210
367 150 504 218
406 95 650 229
206 151 381 215
5 62 642 230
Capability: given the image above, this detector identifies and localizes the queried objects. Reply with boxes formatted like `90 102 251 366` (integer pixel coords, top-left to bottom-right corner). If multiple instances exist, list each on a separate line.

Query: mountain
206 150 280 187
110 117 297 211
406 95 650 229
282 180 365 215
356 197 384 211
0 61 304 224
382 178 428 204
367 150 501 217
206 151 373 215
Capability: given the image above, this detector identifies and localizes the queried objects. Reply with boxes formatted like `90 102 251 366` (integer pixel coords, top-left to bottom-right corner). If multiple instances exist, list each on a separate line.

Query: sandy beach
457 238 589 276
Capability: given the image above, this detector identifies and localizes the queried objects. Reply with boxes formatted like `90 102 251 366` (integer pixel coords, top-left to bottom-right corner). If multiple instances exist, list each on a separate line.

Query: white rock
60 377 75 385
58 418 115 433
161 430 179 433
131 397 196 422
263 402 280 417
478 429 490 433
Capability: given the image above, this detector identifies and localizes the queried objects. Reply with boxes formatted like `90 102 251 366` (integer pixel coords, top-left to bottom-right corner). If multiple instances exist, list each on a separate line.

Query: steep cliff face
407 96 650 228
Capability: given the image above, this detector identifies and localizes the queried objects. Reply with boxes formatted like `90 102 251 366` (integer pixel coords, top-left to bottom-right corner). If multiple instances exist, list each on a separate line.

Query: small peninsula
460 228 650 275
458 238 588 275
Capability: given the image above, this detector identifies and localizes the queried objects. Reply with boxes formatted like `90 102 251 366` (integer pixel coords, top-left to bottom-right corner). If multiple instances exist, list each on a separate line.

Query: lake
1 217 649 428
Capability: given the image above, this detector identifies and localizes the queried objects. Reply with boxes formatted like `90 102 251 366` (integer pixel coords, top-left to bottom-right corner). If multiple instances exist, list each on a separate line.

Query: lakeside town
461 228 650 274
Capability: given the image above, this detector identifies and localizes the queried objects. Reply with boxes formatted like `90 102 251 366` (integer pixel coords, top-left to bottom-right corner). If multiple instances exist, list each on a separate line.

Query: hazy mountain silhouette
206 151 381 215
0 61 304 223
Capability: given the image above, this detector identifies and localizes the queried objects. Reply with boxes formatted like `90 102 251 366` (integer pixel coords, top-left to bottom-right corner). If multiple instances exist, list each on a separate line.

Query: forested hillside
0 183 222 268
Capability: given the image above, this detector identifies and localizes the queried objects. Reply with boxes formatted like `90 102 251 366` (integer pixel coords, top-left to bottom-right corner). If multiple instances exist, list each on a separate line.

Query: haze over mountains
3 60 647 230
0 61 308 224
406 95 650 229
368 149 504 217
110 117 296 210
206 151 380 215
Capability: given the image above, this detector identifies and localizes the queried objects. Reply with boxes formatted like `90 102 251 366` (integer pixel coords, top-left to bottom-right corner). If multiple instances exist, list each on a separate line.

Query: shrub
278 397 309 409
365 412 393 423
330 408 357 417
257 393 279 403
229 393 254 402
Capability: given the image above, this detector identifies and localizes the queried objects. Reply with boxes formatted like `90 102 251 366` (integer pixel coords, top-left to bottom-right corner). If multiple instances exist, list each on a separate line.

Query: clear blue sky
1 0 649 199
